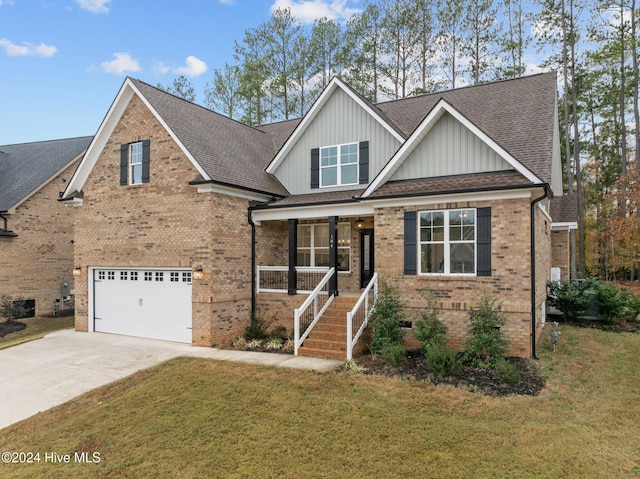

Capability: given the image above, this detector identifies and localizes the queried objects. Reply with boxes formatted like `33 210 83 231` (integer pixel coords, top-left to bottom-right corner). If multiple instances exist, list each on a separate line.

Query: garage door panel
94 268 192 343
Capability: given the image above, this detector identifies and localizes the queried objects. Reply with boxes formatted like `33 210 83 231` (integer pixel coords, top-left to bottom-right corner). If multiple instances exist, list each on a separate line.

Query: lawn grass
0 316 74 350
1 325 639 478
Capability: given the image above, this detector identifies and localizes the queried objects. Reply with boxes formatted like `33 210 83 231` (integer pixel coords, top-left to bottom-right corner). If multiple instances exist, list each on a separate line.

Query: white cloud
270 0 360 24
217 0 236 4
74 0 110 13
0 39 57 57
153 60 171 76
100 52 141 75
173 56 208 77
0 1 16 6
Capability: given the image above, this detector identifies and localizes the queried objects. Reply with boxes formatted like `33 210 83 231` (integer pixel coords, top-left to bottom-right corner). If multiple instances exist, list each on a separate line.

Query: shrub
592 281 626 324
414 309 447 350
494 359 520 384
380 343 407 366
269 325 288 341
463 294 507 368
0 295 27 323
547 280 591 321
244 311 271 341
369 280 405 355
266 338 283 350
424 343 461 377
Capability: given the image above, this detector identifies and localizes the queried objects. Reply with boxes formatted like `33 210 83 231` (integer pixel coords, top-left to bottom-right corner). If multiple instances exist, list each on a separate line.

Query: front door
360 229 374 288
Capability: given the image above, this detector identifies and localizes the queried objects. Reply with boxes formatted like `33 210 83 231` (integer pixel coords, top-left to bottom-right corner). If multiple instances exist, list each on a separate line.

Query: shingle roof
0 136 92 211
130 79 289 197
550 195 578 223
375 72 558 184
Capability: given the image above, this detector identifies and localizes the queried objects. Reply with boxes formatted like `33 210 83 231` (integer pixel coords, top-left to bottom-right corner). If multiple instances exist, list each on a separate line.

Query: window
182 272 192 283
155 272 164 282
297 223 350 272
144 272 153 281
98 271 105 280
120 271 128 281
107 271 115 280
320 143 358 187
170 272 179 282
129 142 143 185
131 271 138 281
419 209 476 275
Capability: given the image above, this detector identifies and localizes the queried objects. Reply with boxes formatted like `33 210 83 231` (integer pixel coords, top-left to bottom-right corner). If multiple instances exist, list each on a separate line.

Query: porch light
356 217 364 229
73 266 82 276
193 266 204 280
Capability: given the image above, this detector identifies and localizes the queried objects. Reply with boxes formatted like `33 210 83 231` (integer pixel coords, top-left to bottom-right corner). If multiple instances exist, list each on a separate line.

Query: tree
159 75 196 102
436 0 465 88
234 27 271 125
309 17 343 90
498 0 531 78
463 0 500 84
204 63 243 119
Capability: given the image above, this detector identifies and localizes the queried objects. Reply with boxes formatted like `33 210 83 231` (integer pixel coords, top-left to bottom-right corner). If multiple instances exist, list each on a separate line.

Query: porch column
288 218 298 295
329 215 338 296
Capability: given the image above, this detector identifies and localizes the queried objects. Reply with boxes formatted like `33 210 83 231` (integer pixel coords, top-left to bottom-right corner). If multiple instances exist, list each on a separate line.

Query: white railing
294 267 335 355
256 266 329 294
346 273 378 360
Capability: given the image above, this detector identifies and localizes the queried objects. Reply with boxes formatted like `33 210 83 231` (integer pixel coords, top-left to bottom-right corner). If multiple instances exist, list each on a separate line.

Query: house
61 72 572 359
0 136 92 316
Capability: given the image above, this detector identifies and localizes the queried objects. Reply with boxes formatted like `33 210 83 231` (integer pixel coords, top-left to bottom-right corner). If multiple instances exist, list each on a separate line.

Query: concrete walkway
0 330 341 430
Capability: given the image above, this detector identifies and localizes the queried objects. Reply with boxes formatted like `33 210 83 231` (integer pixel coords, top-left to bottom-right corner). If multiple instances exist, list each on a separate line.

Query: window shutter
404 211 417 275
477 207 492 276
142 139 151 183
311 148 319 189
120 144 128 186
359 141 369 184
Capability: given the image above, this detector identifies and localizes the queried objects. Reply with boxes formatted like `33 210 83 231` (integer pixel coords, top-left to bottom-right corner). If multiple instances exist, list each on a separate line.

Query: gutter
530 185 550 360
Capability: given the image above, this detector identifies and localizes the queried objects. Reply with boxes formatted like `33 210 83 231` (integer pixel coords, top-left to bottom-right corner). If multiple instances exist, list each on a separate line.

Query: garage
93 268 192 343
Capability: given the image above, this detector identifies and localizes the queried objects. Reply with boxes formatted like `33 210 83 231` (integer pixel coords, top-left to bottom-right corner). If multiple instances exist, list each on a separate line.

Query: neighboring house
61 72 573 359
0 137 92 316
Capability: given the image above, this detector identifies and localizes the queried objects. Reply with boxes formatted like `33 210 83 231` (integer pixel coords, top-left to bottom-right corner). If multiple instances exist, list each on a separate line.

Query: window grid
419 209 476 275
182 272 192 283
131 271 138 281
129 142 143 185
144 272 153 281
297 223 351 272
170 272 179 282
155 272 164 282
98 271 105 280
120 271 128 281
107 271 115 280
319 143 358 188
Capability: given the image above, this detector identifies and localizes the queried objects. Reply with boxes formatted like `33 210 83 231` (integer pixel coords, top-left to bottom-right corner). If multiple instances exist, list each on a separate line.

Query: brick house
0 137 92 316
61 72 573 358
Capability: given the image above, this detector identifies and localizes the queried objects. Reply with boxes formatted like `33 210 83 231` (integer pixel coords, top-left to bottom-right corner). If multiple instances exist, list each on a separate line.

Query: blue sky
0 0 363 145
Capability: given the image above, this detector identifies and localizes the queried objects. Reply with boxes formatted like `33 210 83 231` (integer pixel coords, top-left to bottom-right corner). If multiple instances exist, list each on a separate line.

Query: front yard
0 316 74 350
0 325 639 478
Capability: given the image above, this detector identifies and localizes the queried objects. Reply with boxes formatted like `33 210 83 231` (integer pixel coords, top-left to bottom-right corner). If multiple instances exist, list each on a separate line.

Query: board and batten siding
273 88 402 195
390 112 513 181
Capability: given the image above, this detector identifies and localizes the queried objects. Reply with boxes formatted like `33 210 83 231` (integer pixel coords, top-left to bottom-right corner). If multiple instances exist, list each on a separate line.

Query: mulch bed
0 321 26 337
350 351 545 397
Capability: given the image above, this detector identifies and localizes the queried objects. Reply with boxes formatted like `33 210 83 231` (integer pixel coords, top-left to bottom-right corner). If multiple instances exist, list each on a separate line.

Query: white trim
62 198 84 208
537 201 553 223
265 77 404 174
551 221 578 231
251 203 374 225
194 182 273 202
319 142 360 188
362 99 543 197
63 78 211 199
370 188 532 209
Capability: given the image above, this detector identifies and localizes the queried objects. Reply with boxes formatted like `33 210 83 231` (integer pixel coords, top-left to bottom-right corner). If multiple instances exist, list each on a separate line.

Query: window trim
129 141 143 185
297 222 351 273
418 208 477 276
319 142 359 188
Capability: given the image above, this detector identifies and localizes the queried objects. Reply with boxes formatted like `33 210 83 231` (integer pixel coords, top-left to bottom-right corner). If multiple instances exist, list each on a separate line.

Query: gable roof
0 136 92 212
550 195 578 224
64 78 289 200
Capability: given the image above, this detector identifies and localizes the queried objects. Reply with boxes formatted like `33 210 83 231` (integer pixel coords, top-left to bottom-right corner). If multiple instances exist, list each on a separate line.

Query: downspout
530 185 550 360
247 208 256 315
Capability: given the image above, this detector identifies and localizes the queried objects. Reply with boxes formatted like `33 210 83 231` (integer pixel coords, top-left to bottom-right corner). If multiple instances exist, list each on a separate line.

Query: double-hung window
129 142 143 185
320 143 358 187
419 209 476 275
297 223 351 272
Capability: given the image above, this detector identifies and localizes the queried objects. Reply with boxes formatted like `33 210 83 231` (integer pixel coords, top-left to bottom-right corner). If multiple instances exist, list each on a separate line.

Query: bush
414 290 447 349
0 295 27 323
547 280 591 321
369 280 405 355
463 294 507 368
424 343 461 377
592 281 625 324
494 359 520 384
244 311 271 341
380 343 407 366
269 325 288 341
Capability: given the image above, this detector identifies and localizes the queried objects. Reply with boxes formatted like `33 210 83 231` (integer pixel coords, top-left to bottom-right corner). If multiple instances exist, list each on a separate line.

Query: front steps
297 295 359 360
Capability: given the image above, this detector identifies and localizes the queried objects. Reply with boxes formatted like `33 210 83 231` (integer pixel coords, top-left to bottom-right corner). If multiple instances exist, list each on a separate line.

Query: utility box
61 280 70 298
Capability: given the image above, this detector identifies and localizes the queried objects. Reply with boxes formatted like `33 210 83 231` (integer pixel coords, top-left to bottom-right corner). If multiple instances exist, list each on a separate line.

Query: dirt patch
349 351 546 397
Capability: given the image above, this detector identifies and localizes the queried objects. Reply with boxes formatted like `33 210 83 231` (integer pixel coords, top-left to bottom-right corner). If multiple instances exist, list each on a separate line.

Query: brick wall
534 204 552 349
374 197 537 358
73 95 252 347
0 160 78 316
551 229 570 280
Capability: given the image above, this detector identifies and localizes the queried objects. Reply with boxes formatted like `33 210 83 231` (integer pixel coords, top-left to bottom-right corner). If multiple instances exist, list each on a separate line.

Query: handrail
346 272 378 360
256 266 330 294
294 267 335 355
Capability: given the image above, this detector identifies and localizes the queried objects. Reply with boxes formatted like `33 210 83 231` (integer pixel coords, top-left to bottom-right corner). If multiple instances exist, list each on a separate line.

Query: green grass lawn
1 325 639 478
0 316 74 350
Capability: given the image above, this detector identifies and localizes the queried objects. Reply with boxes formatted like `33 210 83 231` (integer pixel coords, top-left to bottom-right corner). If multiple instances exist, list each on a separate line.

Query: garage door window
182 272 191 283
144 272 153 281
120 271 128 280
131 271 138 281
155 272 164 281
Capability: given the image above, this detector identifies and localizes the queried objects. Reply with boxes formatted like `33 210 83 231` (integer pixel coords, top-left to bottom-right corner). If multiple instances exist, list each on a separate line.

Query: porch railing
256 266 330 294
346 272 378 360
294 267 335 356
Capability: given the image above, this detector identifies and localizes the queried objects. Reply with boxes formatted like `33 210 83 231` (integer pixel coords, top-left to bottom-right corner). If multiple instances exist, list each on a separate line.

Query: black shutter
120 144 128 186
404 211 417 275
142 139 151 183
359 141 369 184
310 148 320 189
477 207 492 276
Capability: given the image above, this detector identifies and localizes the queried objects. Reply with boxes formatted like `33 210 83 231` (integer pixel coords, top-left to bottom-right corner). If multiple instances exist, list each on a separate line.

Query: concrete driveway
0 329 340 430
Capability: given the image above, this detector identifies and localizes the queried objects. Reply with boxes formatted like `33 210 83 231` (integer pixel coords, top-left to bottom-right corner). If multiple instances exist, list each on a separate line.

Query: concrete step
297 346 346 360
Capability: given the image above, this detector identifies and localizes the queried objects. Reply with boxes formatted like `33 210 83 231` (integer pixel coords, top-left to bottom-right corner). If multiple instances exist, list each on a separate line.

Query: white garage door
93 268 192 343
